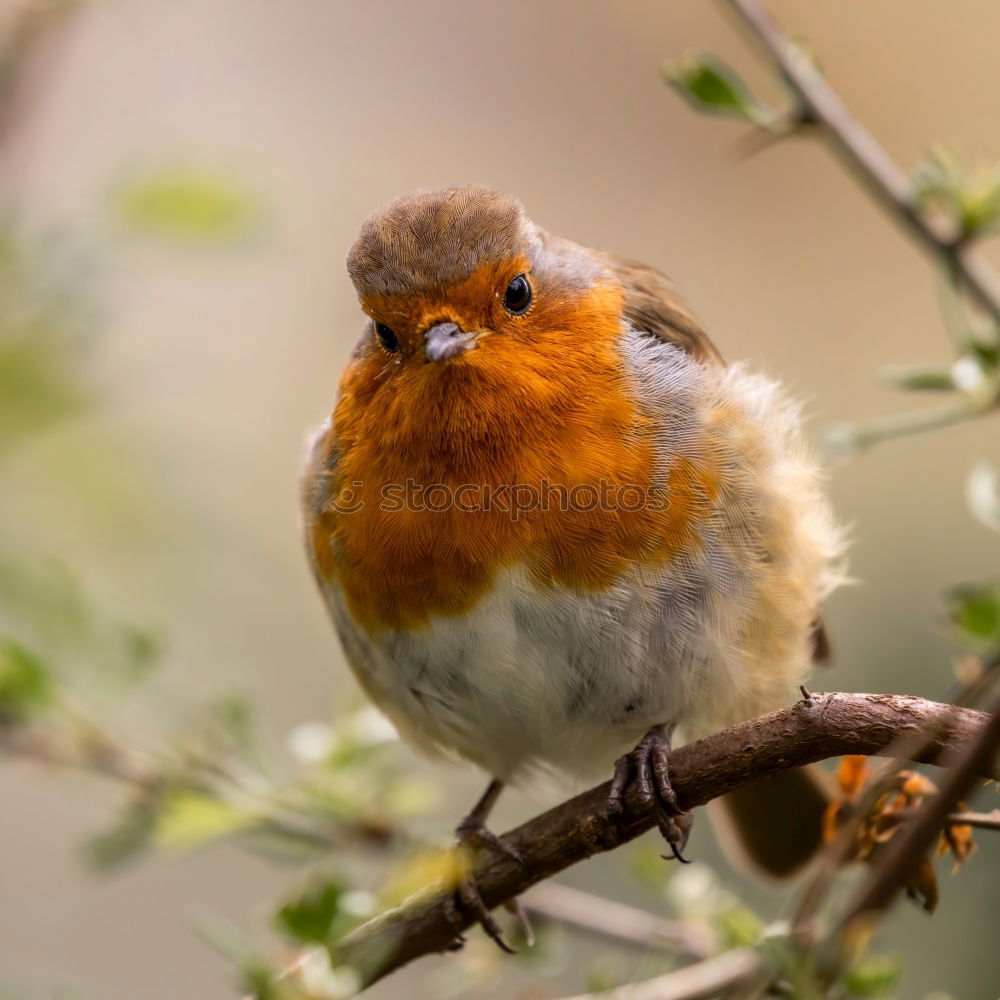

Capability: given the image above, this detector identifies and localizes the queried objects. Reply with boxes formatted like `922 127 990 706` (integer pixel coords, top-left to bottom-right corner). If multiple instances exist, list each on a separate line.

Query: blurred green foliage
945 580 1000 651
111 166 265 248
844 953 903 998
84 793 164 872
276 875 351 946
912 149 1000 240
0 557 160 700
0 639 52 722
0 219 97 453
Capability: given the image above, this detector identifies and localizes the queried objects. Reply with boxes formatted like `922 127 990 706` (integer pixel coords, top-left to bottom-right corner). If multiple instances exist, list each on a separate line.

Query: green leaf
112 167 265 247
155 792 256 850
0 639 53 721
209 693 255 750
970 340 1000 368
85 796 161 871
945 580 1000 649
880 362 956 392
665 53 775 127
845 953 902 997
912 149 1000 238
238 958 285 1000
960 183 1000 236
716 903 764 949
275 876 346 945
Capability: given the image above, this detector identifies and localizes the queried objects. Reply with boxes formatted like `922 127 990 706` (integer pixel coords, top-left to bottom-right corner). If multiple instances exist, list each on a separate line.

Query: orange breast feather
308 266 717 631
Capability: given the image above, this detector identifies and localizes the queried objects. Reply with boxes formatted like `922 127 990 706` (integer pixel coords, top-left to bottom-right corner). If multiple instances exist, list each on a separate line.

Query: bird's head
345 186 610 372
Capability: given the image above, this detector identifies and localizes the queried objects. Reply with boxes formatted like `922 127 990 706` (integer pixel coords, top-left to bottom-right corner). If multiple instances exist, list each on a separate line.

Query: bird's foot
442 816 529 954
607 723 693 862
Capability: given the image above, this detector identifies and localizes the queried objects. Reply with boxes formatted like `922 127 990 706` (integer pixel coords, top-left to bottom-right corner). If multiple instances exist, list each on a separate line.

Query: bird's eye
502 273 532 315
374 322 399 352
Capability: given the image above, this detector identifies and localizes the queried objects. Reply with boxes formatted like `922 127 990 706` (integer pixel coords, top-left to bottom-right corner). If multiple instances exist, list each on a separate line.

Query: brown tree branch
724 0 1000 324
336 692 995 991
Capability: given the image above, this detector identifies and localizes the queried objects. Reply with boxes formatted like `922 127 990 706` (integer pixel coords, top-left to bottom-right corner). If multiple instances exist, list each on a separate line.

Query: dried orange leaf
824 756 872 845
940 822 976 872
907 854 940 913
897 771 937 801
837 755 870 798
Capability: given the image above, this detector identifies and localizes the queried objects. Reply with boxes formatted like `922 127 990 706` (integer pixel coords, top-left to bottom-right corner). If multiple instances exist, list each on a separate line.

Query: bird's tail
710 764 832 877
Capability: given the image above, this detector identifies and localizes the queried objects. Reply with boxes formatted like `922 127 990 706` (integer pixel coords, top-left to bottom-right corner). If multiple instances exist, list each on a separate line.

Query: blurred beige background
1 1 998 997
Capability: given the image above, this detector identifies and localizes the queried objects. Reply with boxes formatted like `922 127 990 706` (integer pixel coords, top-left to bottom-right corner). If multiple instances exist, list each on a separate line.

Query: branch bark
337 692 995 991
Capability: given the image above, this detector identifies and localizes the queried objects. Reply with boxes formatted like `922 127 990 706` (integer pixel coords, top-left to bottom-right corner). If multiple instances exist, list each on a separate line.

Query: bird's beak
424 321 478 362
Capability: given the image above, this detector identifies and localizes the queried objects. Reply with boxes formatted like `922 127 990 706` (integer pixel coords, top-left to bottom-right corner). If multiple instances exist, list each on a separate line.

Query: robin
302 186 844 947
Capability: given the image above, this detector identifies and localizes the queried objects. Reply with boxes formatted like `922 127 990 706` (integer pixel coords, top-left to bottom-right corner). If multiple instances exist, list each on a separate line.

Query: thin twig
0 717 158 788
336 693 993 991
947 808 1000 831
725 0 1000 325
523 882 712 960
556 947 763 1000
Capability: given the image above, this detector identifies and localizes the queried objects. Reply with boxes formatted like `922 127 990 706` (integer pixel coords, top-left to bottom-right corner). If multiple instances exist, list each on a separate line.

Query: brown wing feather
535 230 722 364
604 253 724 365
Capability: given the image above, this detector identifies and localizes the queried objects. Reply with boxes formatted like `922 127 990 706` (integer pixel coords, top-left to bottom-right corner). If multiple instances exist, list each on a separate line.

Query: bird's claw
607 724 692 862
455 818 528 870
443 820 529 953
503 896 534 948
443 867 517 954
